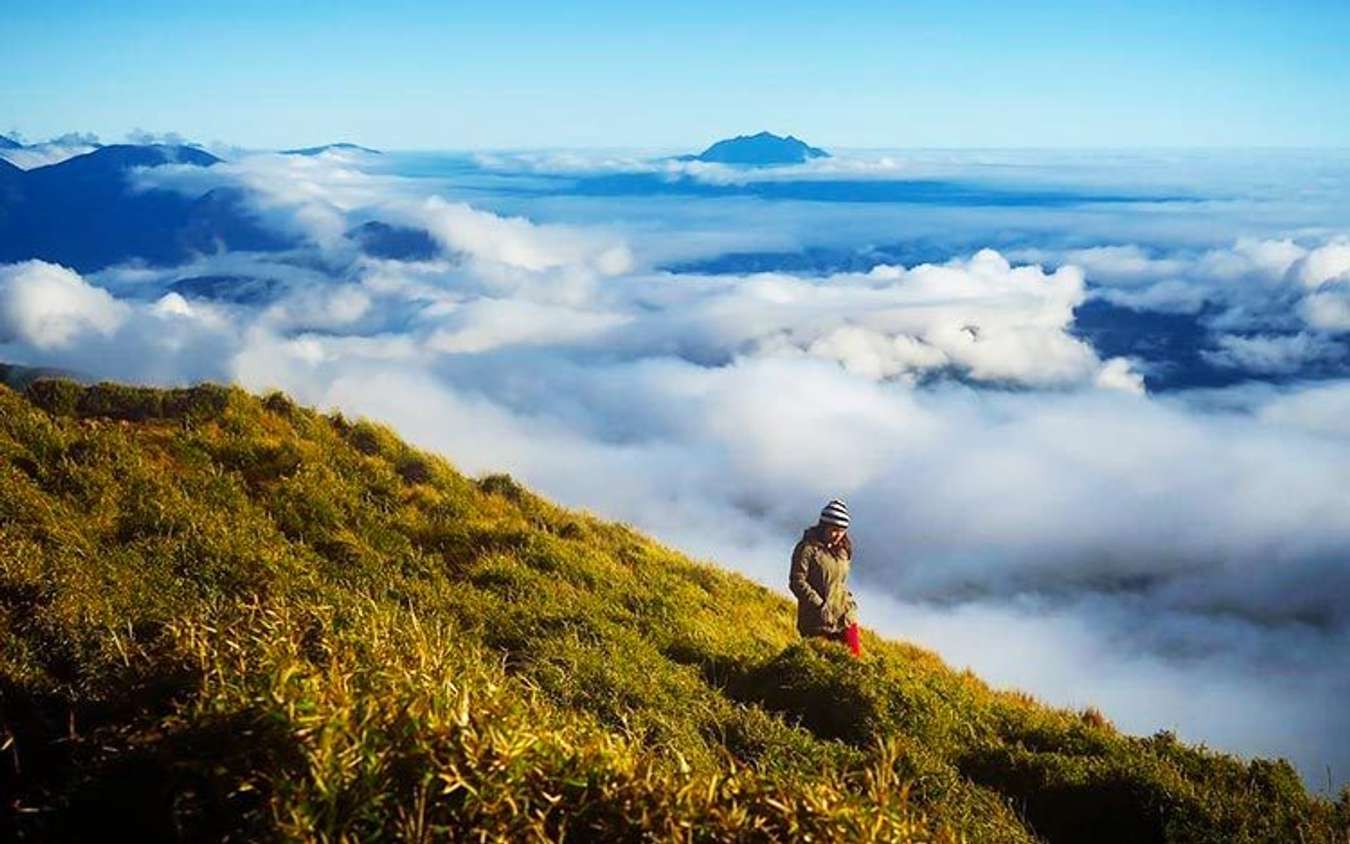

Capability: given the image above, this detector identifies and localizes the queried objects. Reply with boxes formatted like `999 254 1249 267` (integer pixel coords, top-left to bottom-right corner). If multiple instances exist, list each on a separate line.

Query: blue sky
4 0 1349 149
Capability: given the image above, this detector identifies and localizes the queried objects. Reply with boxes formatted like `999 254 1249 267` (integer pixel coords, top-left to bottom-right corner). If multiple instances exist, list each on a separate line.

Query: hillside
1 380 1345 842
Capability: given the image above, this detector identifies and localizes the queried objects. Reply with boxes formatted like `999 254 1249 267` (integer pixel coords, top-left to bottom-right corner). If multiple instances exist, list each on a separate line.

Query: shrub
24 379 83 416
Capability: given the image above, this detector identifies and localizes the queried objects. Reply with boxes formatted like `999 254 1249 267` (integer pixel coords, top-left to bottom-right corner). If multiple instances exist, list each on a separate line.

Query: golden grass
0 380 1346 843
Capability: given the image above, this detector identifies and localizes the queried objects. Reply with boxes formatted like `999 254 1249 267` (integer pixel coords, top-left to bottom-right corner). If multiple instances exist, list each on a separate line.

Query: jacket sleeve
789 541 826 609
842 590 859 626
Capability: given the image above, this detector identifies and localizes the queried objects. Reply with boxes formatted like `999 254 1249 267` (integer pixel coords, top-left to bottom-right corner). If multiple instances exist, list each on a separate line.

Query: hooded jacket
789 524 859 637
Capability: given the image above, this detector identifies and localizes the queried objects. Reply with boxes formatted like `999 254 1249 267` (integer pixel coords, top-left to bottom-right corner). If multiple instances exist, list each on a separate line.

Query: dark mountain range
681 131 830 165
281 142 381 156
0 135 22 150
0 144 295 272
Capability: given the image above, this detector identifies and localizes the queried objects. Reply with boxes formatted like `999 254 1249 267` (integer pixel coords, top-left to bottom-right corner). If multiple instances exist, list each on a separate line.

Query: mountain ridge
281 142 381 156
0 143 292 271
0 379 1345 842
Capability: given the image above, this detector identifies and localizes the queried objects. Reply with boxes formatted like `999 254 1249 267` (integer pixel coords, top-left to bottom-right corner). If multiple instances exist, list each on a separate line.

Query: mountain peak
31 143 221 175
0 135 22 150
693 131 830 166
281 142 382 156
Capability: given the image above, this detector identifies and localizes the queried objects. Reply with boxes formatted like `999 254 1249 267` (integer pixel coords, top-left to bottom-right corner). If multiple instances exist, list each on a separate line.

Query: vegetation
1 380 1346 842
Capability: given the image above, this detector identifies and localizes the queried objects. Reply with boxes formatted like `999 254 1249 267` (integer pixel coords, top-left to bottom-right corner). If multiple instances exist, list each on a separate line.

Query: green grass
1 380 1346 842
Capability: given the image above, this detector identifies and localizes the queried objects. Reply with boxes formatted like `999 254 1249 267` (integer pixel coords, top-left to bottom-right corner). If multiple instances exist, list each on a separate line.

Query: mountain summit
691 131 830 165
281 142 382 156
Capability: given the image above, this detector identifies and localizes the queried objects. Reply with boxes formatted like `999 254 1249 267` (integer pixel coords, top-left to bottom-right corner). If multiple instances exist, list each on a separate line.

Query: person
789 498 861 656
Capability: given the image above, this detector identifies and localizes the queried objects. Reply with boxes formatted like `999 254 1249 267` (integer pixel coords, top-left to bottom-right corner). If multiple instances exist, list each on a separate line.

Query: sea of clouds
2 147 1348 788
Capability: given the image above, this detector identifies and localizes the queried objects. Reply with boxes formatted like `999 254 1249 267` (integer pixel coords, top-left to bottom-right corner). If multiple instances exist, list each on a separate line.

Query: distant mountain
348 220 440 260
25 143 219 182
168 274 287 305
0 144 295 272
0 136 102 170
281 142 381 156
0 159 29 229
0 361 80 389
683 131 829 166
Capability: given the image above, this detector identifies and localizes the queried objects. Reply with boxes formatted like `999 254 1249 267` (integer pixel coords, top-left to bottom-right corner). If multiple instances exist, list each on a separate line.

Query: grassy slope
0 380 1345 843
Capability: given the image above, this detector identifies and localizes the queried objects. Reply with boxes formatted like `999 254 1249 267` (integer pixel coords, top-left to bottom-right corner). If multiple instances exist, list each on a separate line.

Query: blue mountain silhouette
0 144 294 272
281 142 381 156
0 135 22 150
348 220 439 260
683 131 829 165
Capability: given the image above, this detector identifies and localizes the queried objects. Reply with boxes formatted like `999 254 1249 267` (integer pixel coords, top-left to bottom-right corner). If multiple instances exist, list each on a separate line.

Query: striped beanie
819 499 850 529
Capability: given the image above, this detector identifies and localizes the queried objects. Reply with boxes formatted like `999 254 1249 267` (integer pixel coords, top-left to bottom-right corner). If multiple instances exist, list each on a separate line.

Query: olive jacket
789 525 859 637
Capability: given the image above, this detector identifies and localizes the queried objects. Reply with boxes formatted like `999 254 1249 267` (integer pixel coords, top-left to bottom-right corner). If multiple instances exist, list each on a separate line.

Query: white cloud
1018 236 1350 341
806 325 949 381
1300 284 1350 332
1097 279 1211 314
134 153 395 248
0 260 128 348
472 148 914 185
0 141 100 170
427 298 628 354
7 148 1350 789
1258 381 1350 438
1202 332 1346 374
405 196 633 276
1292 241 1350 288
1093 356 1146 393
1 260 238 382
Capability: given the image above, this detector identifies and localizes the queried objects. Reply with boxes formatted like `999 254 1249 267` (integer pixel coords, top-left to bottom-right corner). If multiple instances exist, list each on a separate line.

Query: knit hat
819 498 850 529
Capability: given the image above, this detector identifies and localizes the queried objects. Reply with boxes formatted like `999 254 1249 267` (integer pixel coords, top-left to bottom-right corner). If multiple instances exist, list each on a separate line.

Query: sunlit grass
1 380 1346 842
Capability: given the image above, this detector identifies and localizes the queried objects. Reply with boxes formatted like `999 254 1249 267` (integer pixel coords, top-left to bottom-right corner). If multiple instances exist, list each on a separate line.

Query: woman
789 499 861 656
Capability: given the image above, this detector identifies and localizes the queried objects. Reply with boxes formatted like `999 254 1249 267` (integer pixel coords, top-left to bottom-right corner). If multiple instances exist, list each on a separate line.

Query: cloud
134 153 399 248
135 154 634 277
5 148 1350 789
1201 332 1346 374
0 260 236 382
0 136 100 170
1301 285 1350 332
426 298 628 354
126 128 197 147
1292 241 1350 288
402 197 633 277
472 148 914 185
0 261 128 348
1257 380 1350 437
1017 238 1350 385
